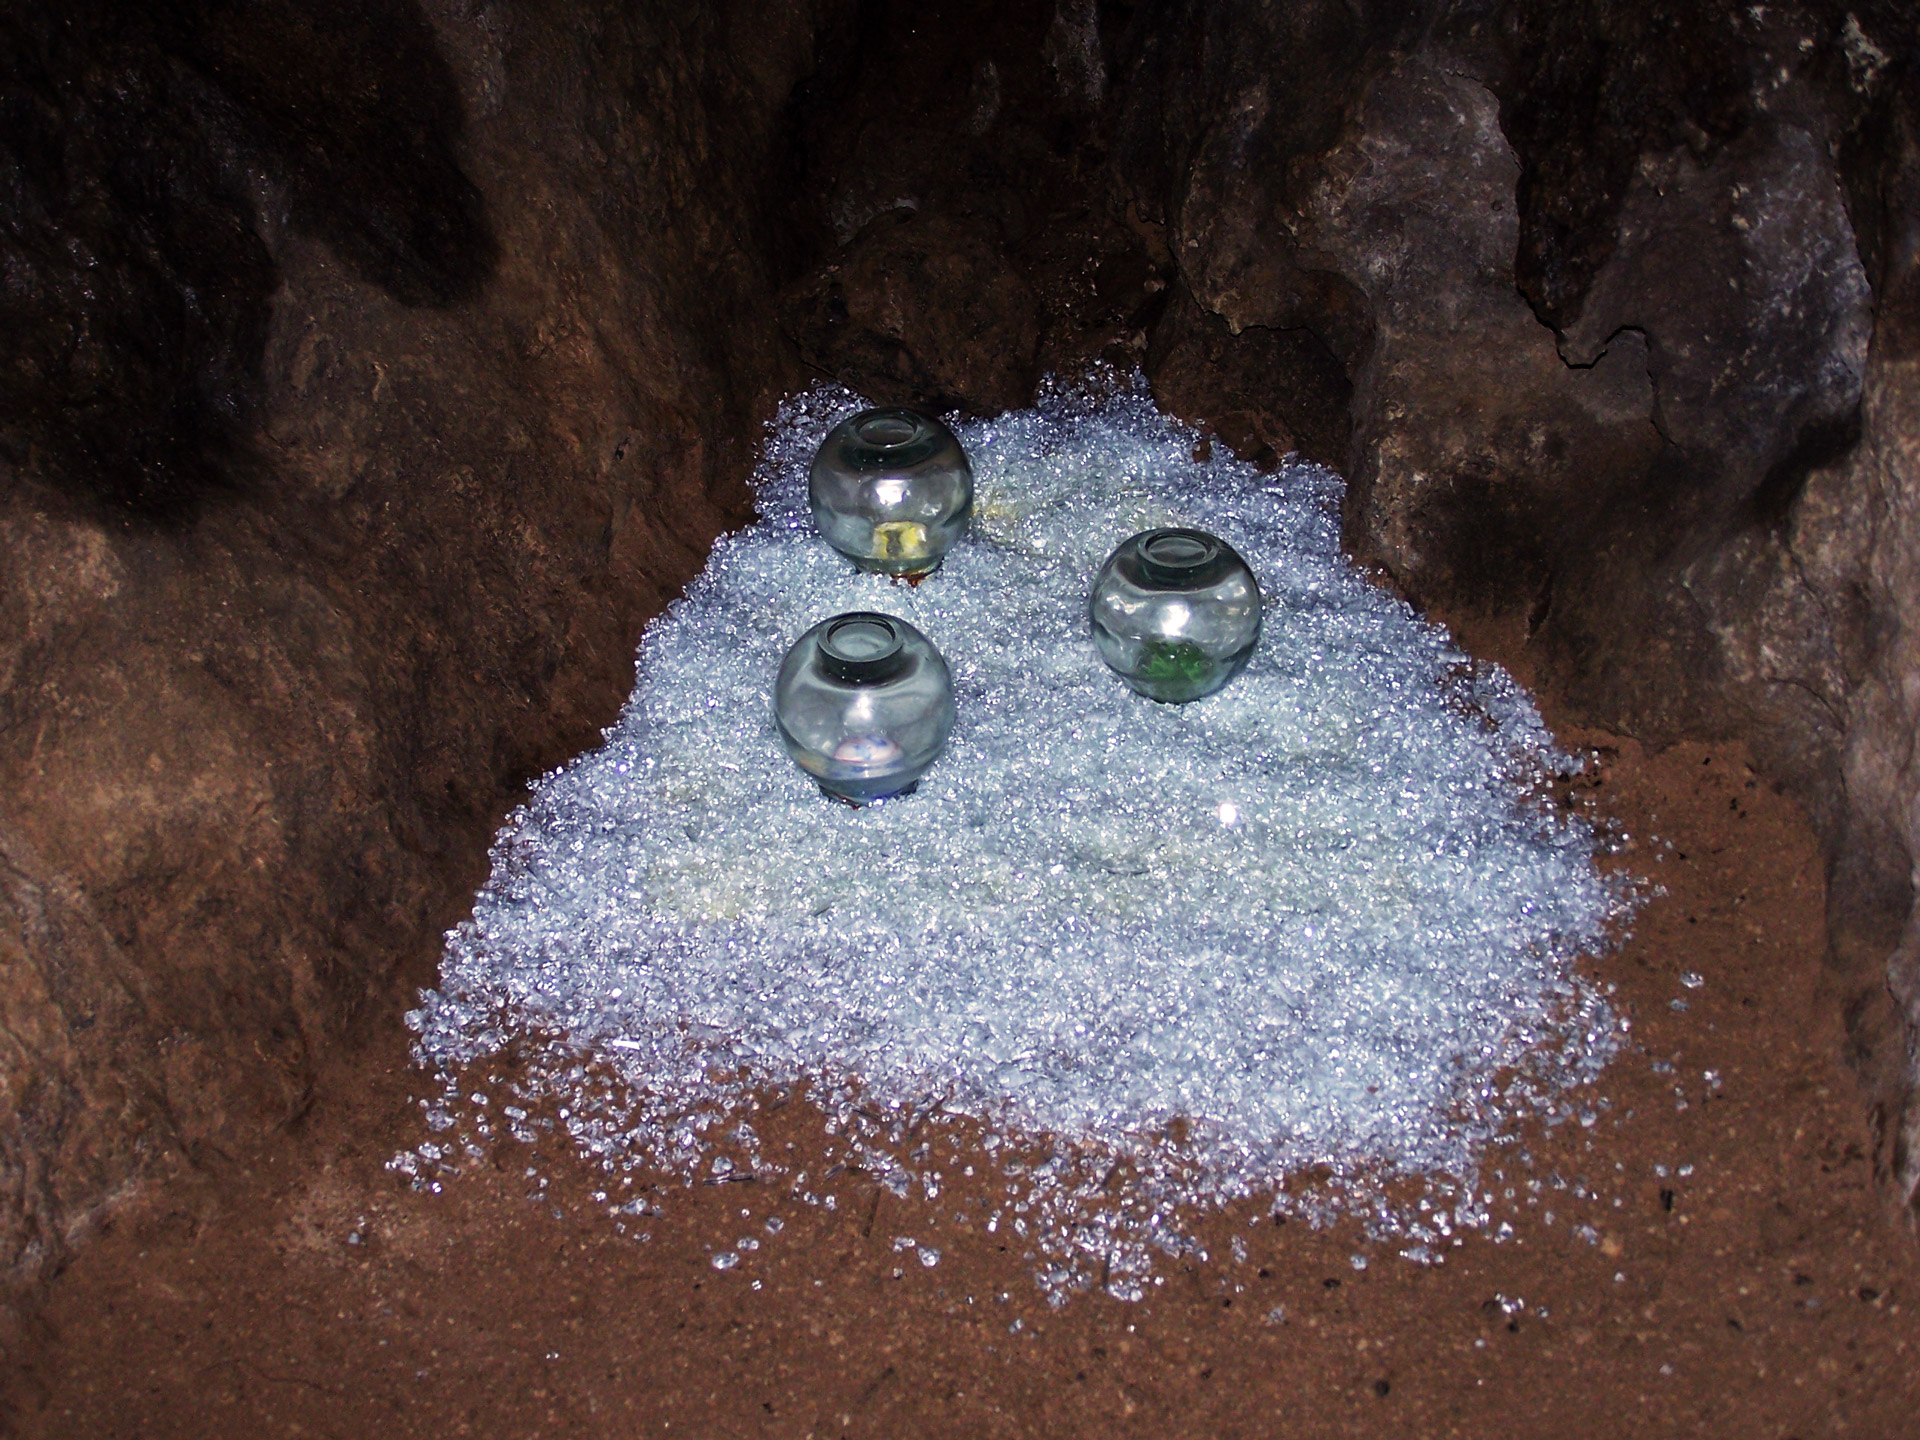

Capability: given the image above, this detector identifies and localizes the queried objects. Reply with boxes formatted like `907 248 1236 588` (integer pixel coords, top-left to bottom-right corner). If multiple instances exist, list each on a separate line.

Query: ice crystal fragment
411 373 1632 1298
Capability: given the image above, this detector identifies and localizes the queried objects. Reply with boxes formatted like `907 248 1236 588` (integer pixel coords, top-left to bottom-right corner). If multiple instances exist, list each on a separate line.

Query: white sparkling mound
408 373 1630 1294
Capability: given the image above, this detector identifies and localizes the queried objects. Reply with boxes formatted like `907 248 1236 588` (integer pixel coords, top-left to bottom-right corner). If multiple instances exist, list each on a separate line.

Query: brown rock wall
1108 0 1920 1210
0 0 842 1292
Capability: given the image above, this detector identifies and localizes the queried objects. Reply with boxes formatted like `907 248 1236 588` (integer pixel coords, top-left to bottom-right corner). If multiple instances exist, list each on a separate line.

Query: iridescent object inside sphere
809 408 973 577
1089 528 1262 702
774 611 955 802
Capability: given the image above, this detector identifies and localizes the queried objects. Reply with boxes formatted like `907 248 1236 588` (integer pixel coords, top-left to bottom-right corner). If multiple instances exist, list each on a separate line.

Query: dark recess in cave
1492 0 1757 335
0 0 492 520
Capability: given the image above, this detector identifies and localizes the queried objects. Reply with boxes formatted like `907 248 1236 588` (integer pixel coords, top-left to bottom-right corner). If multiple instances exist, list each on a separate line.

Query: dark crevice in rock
1145 280 1351 470
1491 0 1761 334
1752 403 1867 529
771 0 1175 417
1835 18 1920 359
0 1 494 521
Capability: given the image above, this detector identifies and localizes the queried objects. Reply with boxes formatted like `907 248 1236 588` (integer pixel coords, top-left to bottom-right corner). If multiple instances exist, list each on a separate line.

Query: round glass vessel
774 611 955 803
1089 528 1262 703
809 408 973 578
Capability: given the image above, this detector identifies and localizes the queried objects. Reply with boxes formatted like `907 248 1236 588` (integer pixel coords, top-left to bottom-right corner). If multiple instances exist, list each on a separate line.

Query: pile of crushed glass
396 372 1633 1302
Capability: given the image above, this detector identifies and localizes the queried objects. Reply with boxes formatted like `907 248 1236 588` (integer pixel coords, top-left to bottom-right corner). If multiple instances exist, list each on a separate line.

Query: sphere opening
854 413 922 449
819 612 908 683
1141 529 1221 582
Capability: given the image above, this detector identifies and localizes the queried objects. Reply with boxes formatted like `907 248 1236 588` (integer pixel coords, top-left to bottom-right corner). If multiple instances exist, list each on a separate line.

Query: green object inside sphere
1137 639 1218 702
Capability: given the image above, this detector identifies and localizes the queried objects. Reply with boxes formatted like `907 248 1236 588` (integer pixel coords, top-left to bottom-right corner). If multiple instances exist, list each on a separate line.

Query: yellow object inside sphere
869 520 931 561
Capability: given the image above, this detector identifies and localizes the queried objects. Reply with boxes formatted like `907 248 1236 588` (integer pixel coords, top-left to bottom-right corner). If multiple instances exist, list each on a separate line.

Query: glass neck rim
1138 527 1225 584
852 409 928 451
819 611 910 684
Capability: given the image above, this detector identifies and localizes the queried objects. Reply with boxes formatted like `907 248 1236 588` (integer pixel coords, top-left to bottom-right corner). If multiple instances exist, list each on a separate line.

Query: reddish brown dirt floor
5 724 1919 1437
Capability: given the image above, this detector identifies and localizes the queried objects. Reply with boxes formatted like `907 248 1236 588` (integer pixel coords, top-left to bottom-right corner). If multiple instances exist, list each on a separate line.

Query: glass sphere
774 611 955 803
1089 528 1262 703
809 408 973 578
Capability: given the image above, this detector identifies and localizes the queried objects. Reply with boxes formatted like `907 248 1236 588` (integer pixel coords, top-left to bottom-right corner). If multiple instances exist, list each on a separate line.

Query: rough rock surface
773 0 1167 416
779 209 1043 414
1144 280 1351 470
1110 0 1920 1204
1840 87 1920 1180
0 0 843 1291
